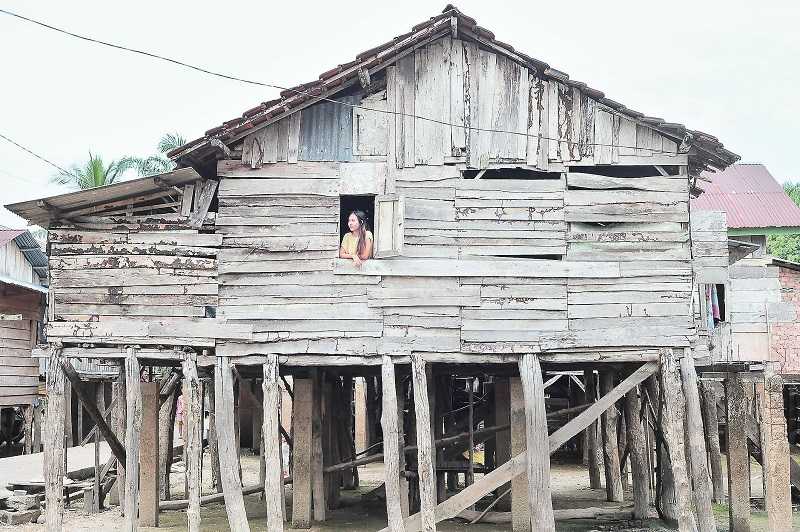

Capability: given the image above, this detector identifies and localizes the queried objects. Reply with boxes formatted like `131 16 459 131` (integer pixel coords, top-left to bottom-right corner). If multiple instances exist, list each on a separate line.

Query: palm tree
131 132 186 177
52 152 136 190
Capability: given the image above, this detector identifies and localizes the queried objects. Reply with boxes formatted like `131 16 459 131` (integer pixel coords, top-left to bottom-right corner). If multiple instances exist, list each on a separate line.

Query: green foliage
767 181 800 262
130 132 186 177
51 152 136 190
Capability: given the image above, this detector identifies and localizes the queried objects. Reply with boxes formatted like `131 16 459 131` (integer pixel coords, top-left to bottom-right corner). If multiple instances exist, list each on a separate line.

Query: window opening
339 195 375 243
568 165 678 178
460 168 561 180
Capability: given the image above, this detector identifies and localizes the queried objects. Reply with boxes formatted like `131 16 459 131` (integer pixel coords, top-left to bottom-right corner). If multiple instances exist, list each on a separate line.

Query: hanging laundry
711 284 721 322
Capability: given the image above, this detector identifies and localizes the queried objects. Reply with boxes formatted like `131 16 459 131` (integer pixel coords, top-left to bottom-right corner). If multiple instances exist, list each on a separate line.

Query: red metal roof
692 164 800 229
0 229 25 248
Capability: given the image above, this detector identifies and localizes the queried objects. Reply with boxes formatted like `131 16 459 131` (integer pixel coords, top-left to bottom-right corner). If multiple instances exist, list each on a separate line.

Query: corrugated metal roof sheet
168 5 739 173
692 164 800 229
0 227 47 282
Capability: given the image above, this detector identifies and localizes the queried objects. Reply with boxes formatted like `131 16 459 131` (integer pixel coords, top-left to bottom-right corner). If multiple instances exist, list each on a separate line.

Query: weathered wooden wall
237 37 682 171
0 285 41 406
0 239 38 285
45 184 235 347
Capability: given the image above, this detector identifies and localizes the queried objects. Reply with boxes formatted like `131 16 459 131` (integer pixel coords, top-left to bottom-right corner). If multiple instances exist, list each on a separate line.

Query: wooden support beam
699 381 724 503
761 366 791 530
124 346 142 532
381 356 406 532
679 355 717 532
623 387 649 520
60 360 127 465
518 354 555 531
411 352 437 532
183 353 202 532
140 382 160 527
292 378 313 528
600 371 623 502
494 377 511 511
584 370 603 490
660 349 698 532
396 372 410 516
509 377 529 532
44 347 65 532
725 373 751 531
215 358 250 532
111 364 127 508
310 369 326 521
262 354 285 531
23 403 33 454
380 361 658 532
206 380 222 493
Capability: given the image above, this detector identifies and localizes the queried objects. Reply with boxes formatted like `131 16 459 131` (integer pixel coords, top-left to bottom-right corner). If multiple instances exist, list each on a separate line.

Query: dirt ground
9 451 800 531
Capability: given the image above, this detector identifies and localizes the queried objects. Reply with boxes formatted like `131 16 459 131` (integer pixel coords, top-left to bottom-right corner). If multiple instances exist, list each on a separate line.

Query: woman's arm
339 246 354 259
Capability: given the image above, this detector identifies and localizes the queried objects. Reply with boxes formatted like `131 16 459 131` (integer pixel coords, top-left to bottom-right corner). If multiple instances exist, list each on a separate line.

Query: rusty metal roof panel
692 164 800 229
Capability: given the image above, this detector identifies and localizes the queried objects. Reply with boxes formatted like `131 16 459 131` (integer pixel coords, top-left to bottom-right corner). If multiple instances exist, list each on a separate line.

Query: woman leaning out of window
339 210 373 267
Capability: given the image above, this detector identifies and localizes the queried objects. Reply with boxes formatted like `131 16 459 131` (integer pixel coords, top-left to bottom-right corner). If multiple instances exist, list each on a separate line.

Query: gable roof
168 5 739 173
692 163 800 230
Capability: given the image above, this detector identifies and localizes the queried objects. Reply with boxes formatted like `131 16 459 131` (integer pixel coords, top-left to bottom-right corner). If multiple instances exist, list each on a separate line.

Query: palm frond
157 132 187 154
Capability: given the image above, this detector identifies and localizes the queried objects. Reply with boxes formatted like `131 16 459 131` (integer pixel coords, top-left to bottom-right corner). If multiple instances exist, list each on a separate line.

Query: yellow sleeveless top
341 230 373 256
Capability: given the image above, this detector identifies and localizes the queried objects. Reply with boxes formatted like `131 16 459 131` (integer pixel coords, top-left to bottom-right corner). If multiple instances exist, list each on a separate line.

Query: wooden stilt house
12 5 787 531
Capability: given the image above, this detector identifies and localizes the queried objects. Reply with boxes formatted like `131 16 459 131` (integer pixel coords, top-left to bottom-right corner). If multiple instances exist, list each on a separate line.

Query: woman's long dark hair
350 210 369 257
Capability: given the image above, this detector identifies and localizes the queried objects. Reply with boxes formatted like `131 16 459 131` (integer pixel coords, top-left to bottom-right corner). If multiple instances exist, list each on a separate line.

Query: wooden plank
183 353 202 532
449 38 466 153
679 356 717 531
124 347 142 532
381 356 406 532
624 387 649 519
411 353 437 532
699 382 724 503
415 38 450 166
527 75 548 169
310 370 326 521
140 382 160 527
334 258 619 278
600 371 623 502
518 354 555 530
44 348 65 532
660 349 698 532
262 355 285 531
725 373 751 531
396 55 416 168
292 379 313 528
215 358 250 532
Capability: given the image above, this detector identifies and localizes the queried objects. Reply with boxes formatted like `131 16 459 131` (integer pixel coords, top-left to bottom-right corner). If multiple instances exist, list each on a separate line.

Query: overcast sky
1 0 798 228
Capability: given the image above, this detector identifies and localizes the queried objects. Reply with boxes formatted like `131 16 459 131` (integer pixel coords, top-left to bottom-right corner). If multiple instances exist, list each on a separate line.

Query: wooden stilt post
64 377 73 448
183 354 202 532
262 354 285 531
425 365 438 505
310 369 326 521
725 373 751 531
660 349 698 532
23 402 33 454
396 370 410 516
355 377 367 454
215 358 250 532
645 375 676 521
291 377 313 529
206 380 222 493
112 362 127 508
624 386 649 520
410 353 436 532
518 354 555 532
600 371 623 502
761 365 791 530
699 381 724 503
509 376 529 532
158 382 179 500
340 375 356 490
124 347 142 532
466 377 475 493
33 400 43 453
44 346 65 532
679 354 716 532
140 381 160 527
584 370 603 490
494 377 511 511
381 356 406 532
618 413 629 491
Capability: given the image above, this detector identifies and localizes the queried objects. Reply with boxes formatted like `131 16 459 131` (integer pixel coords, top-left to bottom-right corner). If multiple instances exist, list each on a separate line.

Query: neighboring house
692 164 800 372
0 227 47 422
